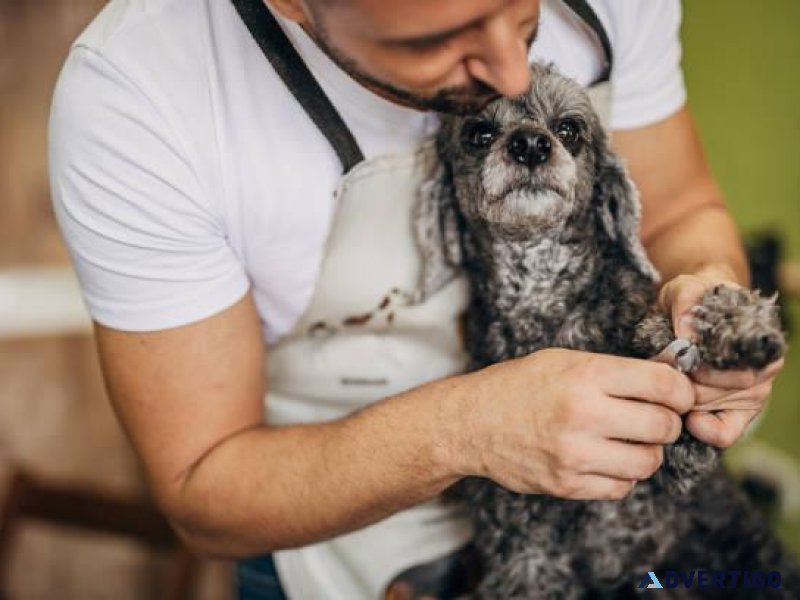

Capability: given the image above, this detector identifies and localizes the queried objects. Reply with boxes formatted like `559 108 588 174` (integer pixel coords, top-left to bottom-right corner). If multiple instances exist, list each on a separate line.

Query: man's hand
445 348 695 500
657 263 785 448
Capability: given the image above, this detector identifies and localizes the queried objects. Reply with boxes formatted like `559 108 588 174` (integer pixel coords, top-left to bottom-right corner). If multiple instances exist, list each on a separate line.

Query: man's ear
413 152 463 302
594 139 661 283
266 0 311 25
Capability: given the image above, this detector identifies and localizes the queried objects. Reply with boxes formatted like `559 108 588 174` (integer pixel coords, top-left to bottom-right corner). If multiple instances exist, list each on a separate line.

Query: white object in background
731 441 800 520
0 267 91 339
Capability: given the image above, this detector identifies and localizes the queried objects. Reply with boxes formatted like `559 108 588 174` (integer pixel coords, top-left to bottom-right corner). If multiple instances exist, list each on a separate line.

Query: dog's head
429 63 658 282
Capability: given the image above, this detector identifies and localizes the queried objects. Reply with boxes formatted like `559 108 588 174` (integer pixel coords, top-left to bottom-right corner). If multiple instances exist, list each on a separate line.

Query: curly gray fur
693 286 785 369
417 63 796 598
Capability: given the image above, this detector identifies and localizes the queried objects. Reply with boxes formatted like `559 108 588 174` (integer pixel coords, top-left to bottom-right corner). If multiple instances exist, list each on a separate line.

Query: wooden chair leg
0 470 29 596
163 548 198 600
0 466 202 599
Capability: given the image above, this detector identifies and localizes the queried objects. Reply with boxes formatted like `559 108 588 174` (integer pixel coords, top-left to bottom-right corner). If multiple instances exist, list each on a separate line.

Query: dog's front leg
633 284 787 497
631 312 675 359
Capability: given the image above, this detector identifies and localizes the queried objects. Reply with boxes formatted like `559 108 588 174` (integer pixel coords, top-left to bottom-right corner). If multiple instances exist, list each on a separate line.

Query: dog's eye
462 120 497 150
555 119 581 147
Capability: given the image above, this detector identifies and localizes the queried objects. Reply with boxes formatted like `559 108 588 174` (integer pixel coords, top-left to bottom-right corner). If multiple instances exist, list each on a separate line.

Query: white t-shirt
50 0 686 344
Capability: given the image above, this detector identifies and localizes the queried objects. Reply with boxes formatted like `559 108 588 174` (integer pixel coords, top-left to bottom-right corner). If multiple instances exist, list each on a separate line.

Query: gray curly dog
415 63 799 598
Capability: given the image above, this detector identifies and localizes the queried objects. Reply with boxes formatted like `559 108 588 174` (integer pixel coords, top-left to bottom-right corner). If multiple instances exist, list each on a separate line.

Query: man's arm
611 107 783 448
95 292 693 559
612 106 748 288
95 292 462 557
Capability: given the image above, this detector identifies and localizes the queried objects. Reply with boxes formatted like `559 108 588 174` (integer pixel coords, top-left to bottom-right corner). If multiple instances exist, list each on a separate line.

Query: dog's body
416 64 798 597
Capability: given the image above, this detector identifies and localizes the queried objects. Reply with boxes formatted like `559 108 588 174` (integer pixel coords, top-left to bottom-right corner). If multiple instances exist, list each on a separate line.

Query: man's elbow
152 476 278 560
167 517 243 560
158 499 280 560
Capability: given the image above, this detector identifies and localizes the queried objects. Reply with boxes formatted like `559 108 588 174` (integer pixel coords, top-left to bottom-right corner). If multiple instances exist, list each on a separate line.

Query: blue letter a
638 572 664 589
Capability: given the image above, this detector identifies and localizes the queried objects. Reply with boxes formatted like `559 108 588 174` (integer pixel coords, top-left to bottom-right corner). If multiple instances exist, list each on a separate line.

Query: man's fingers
693 381 743 405
691 366 758 389
590 397 682 444
384 581 414 600
595 356 694 415
657 274 707 340
693 381 772 411
560 473 637 501
692 397 765 412
580 439 664 481
757 357 785 382
691 358 782 407
685 409 759 448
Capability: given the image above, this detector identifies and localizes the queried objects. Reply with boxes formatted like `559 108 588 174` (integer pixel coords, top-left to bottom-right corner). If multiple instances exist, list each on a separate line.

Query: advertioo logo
638 570 783 590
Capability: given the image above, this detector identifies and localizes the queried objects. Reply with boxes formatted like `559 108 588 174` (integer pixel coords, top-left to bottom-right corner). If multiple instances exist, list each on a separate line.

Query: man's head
268 0 540 114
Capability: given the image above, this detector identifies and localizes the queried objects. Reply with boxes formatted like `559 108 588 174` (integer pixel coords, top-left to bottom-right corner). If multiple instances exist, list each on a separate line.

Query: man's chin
422 91 501 115
362 76 499 115
339 56 499 114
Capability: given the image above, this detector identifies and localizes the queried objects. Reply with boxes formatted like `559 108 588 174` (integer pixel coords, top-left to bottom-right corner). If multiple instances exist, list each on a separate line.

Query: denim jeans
235 554 288 600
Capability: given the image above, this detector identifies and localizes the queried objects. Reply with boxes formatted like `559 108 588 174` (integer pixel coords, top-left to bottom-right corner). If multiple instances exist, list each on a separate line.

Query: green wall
681 0 800 553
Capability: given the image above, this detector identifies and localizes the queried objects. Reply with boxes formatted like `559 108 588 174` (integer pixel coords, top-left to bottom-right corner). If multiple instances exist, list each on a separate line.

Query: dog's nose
507 131 551 167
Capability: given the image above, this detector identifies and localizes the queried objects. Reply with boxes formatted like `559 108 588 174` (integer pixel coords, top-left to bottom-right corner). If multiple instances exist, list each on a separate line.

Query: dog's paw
691 286 785 370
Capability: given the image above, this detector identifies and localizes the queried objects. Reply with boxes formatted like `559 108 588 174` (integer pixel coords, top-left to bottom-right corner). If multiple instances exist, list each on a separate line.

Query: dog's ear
594 144 661 283
413 151 463 302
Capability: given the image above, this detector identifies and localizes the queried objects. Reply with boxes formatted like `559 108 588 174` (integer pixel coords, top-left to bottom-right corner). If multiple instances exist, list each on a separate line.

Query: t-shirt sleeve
609 0 687 130
49 46 250 332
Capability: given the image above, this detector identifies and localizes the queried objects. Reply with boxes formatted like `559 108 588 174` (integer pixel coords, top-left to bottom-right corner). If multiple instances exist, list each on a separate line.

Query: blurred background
682 0 800 550
0 0 797 597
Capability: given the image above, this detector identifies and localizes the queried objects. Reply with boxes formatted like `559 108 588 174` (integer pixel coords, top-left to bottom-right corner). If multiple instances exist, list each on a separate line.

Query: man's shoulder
586 0 681 43
67 0 231 103
58 0 223 140
74 0 192 56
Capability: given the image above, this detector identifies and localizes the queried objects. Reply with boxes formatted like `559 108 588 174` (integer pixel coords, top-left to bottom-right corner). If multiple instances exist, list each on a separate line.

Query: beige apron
231 0 614 597
267 145 473 599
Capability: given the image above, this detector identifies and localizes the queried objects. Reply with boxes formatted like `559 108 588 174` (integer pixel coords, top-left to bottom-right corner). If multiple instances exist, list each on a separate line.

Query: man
49 0 784 597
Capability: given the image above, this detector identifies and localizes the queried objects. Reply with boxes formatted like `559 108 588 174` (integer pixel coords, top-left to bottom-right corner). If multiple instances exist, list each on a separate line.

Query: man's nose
464 14 532 98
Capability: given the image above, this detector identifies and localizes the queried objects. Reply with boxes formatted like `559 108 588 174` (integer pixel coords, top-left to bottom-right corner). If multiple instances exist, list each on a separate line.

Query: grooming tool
652 337 700 373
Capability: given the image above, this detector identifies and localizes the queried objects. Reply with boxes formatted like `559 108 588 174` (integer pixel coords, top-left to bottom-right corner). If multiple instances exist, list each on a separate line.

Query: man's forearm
164 376 464 559
643 175 749 286
612 107 749 288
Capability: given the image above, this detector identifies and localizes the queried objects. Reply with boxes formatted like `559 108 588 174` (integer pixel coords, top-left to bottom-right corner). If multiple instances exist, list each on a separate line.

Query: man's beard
344 63 501 115
303 23 534 115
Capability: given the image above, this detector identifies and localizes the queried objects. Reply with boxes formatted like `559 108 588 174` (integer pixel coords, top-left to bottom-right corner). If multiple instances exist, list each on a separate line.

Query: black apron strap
230 0 364 173
561 0 614 83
